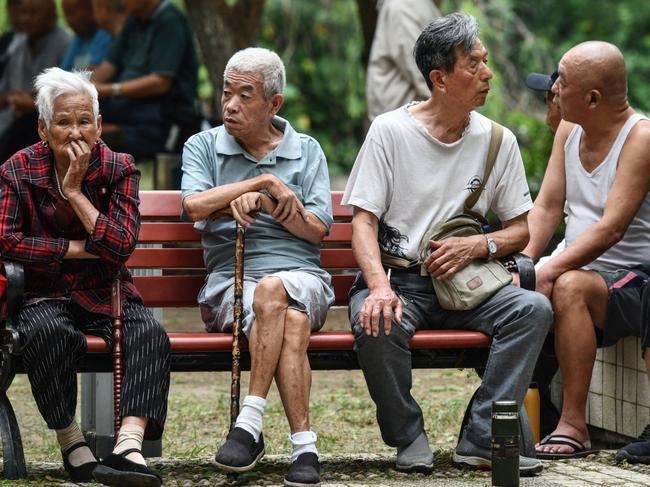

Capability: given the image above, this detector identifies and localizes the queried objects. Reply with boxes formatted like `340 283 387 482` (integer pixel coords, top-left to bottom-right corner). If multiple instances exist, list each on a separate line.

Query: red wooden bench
0 190 495 479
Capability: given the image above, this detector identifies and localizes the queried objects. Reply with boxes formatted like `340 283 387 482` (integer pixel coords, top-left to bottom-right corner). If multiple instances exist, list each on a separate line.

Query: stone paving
9 451 650 486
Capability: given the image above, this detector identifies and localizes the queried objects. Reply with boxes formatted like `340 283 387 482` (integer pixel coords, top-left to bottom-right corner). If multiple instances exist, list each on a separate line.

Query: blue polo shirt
181 116 332 273
61 30 112 71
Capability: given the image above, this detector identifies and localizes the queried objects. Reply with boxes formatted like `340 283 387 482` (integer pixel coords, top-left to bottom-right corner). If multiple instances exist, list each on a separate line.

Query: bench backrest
131 191 355 308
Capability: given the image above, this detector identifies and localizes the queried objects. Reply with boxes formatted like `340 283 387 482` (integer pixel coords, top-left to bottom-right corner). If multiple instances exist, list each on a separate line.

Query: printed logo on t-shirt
465 175 482 193
378 218 409 258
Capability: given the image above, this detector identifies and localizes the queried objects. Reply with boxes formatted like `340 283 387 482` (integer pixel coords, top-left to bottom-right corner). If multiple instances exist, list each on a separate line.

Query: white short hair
34 67 100 128
224 47 286 99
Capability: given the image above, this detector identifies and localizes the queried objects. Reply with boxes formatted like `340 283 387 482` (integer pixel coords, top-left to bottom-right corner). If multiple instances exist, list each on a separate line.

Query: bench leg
0 391 27 479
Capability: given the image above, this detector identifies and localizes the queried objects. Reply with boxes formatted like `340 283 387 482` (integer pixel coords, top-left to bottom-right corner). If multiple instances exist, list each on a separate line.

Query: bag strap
464 121 504 211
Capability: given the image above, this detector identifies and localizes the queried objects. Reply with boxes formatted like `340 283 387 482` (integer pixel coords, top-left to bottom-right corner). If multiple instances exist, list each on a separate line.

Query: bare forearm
96 74 172 99
489 223 530 258
184 175 272 221
67 192 100 236
541 221 622 279
352 218 389 291
523 204 564 261
256 194 324 244
64 239 98 259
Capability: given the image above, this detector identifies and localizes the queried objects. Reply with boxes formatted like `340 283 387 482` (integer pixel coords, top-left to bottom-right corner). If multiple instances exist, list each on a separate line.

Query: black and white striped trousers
16 299 170 440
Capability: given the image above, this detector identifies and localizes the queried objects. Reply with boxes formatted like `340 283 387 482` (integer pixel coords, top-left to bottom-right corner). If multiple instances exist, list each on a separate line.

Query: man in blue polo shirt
181 48 333 487
61 0 112 71
91 0 199 159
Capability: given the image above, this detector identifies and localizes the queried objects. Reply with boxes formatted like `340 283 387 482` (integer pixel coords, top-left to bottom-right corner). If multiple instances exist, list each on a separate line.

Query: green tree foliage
258 0 366 175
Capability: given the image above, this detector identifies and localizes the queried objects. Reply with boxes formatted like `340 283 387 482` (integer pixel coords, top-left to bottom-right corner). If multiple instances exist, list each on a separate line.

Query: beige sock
56 422 96 467
113 423 146 465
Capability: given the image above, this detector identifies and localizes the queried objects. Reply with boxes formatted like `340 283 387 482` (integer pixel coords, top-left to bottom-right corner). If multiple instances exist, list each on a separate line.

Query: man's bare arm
536 120 650 293
91 61 118 84
523 120 573 261
95 74 173 99
351 208 403 336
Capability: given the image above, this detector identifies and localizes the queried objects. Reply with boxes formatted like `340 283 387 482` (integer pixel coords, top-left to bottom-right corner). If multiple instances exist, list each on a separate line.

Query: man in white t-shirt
343 13 552 474
524 42 650 463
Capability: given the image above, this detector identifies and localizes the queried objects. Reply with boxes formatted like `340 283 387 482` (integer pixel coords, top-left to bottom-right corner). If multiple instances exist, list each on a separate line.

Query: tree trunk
184 0 266 121
355 0 378 68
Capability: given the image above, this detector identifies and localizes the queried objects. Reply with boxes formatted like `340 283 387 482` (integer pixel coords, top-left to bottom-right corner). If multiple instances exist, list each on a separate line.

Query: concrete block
637 405 650 435
624 337 638 369
590 360 603 394
624 367 637 403
603 362 617 398
588 392 603 428
602 344 617 364
623 401 637 437
638 371 650 407
603 395 616 431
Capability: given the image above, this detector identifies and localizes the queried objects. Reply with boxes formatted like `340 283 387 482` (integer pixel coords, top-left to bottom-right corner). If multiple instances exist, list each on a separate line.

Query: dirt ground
6 307 480 462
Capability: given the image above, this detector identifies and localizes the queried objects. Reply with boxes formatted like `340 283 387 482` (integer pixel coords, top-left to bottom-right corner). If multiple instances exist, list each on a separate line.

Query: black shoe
92 448 162 487
284 452 320 487
616 424 650 464
62 441 98 483
214 427 265 473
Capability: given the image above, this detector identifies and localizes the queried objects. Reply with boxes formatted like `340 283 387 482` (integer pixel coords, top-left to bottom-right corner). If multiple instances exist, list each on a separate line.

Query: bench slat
133 274 355 307
139 191 351 219
128 248 358 269
138 222 353 243
86 330 491 354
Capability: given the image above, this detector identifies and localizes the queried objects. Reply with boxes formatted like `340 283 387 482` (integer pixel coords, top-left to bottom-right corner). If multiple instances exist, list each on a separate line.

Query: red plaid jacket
0 141 143 316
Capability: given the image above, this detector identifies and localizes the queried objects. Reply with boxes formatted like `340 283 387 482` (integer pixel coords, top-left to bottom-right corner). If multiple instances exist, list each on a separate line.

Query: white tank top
564 113 650 271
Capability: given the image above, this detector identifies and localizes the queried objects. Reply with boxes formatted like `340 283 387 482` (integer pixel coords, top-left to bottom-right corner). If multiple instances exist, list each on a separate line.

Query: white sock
56 421 96 467
234 395 266 442
290 430 318 463
113 423 146 466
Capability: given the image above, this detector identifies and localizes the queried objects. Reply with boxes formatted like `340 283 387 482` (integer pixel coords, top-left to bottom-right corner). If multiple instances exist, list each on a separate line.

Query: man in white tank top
524 41 650 463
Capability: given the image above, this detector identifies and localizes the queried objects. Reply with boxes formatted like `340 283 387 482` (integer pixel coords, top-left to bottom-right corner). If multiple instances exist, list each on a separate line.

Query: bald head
560 41 627 107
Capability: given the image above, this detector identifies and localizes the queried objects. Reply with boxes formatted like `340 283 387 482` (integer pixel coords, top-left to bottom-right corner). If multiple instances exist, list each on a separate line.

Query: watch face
488 239 497 254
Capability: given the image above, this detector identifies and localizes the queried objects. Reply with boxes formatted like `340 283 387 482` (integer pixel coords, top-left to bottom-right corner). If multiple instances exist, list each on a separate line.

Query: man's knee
282 309 311 353
552 270 601 308
509 290 553 335
252 276 288 317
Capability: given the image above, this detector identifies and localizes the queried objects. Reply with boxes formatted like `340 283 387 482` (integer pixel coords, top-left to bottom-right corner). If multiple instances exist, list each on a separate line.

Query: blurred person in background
61 0 113 71
0 0 69 162
91 0 199 160
92 0 127 38
366 0 441 121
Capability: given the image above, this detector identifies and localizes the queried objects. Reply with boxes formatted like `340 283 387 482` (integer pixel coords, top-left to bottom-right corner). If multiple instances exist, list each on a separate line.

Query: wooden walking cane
230 222 246 431
111 277 124 438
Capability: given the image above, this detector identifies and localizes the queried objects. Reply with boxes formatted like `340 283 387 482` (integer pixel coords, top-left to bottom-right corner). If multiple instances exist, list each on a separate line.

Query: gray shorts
595 266 650 348
199 268 334 338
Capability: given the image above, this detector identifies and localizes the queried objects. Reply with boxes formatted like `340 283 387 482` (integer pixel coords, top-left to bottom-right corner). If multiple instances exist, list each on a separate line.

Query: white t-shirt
342 105 533 261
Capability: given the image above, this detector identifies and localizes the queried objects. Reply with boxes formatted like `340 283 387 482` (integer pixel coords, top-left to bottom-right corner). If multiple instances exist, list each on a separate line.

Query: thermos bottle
492 400 520 487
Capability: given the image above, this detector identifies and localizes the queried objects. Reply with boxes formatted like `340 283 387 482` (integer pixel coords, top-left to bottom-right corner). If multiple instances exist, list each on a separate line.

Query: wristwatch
485 234 497 260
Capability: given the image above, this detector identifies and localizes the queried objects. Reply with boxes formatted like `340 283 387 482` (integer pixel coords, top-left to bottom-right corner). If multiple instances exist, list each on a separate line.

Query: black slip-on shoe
214 427 265 473
62 441 98 483
616 424 650 464
284 452 320 486
92 448 162 487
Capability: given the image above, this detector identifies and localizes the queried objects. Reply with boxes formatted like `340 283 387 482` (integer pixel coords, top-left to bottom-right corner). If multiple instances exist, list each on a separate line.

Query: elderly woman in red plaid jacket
0 67 169 487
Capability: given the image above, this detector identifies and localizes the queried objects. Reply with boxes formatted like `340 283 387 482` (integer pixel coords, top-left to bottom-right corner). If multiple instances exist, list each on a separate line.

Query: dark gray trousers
16 299 171 440
349 271 552 449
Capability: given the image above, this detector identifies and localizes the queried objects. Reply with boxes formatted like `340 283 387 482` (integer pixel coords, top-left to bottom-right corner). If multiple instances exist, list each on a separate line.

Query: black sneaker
616 424 650 464
214 427 265 472
284 452 320 487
